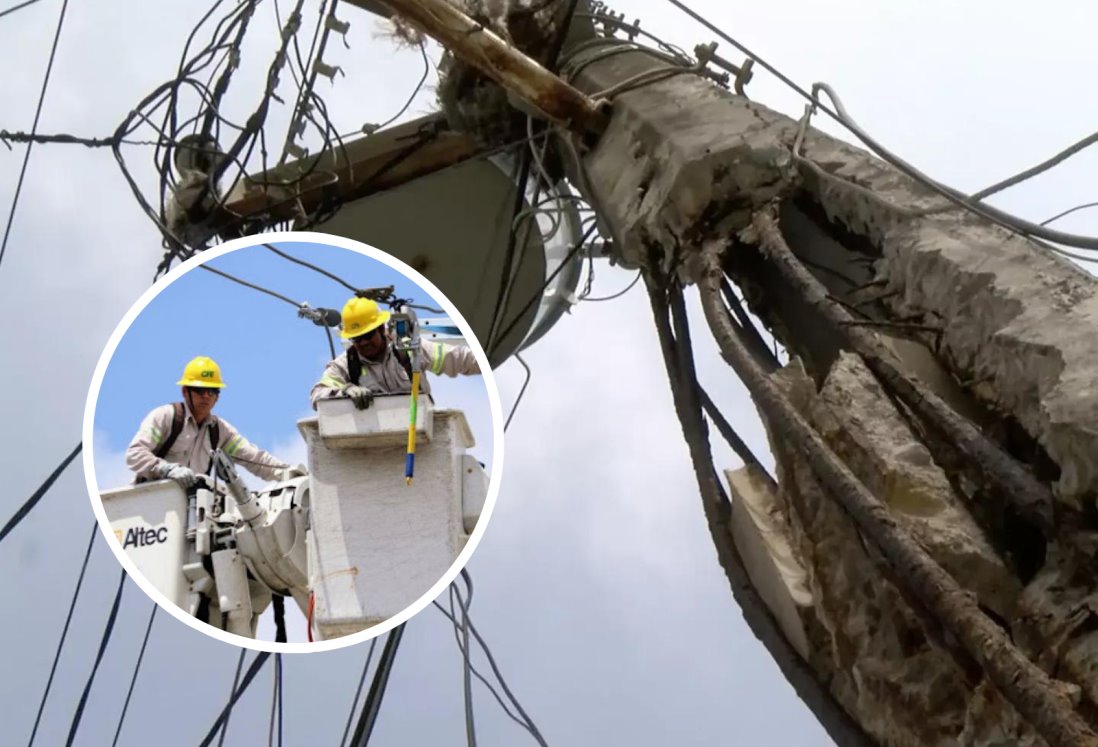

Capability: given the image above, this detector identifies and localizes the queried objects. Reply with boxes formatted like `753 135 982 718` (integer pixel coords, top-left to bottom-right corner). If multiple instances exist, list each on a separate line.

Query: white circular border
82 231 506 653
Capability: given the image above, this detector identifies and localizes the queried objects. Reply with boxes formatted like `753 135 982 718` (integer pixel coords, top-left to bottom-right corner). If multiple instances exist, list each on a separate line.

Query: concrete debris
759 356 1027 746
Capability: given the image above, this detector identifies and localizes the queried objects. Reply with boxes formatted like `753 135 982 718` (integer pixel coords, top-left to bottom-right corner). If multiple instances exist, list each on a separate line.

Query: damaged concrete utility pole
362 1 1098 745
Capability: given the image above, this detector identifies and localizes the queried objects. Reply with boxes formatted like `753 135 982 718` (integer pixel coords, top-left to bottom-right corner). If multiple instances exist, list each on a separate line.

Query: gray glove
164 464 198 489
276 464 309 481
343 385 374 410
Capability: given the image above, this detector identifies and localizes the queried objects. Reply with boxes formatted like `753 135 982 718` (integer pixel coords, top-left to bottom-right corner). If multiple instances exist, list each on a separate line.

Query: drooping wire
215 649 247 747
268 654 283 747
1 441 82 545
0 0 70 270
453 578 477 747
0 0 43 20
348 624 405 747
263 242 359 293
339 639 379 747
492 222 598 351
504 354 531 432
199 264 303 307
110 604 158 747
432 581 549 747
198 652 273 747
582 270 642 302
64 569 127 747
25 522 97 747
1042 201 1098 227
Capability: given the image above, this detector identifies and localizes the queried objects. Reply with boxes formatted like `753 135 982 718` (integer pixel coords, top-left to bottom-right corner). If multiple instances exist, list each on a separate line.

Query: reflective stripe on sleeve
149 425 163 445
224 434 244 456
431 344 444 375
320 375 345 389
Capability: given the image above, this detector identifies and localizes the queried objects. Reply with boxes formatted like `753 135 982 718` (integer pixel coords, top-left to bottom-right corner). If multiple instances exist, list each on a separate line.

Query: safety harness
153 402 220 459
347 345 414 390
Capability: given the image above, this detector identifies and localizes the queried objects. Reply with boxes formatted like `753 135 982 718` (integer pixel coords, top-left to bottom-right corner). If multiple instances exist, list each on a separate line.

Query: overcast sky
2 1 1097 745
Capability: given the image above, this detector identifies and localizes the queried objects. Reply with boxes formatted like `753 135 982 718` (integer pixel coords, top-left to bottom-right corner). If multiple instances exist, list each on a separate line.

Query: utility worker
310 297 481 409
126 356 307 488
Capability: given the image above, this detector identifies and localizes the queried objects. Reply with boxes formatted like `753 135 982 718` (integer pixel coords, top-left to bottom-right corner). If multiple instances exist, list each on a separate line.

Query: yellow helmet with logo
340 297 390 340
176 356 227 388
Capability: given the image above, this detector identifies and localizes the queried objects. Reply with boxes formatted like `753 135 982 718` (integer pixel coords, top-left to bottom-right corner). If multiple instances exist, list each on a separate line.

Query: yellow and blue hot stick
406 371 420 485
391 301 422 486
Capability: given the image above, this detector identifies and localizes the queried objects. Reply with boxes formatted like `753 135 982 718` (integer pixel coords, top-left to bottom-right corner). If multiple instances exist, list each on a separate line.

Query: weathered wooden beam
212 114 482 234
364 0 607 136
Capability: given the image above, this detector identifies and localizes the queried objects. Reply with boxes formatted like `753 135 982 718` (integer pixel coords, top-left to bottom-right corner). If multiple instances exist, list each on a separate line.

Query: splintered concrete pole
299 395 487 639
366 0 606 135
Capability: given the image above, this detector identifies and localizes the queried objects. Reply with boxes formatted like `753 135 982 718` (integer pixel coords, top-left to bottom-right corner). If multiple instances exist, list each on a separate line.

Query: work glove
343 385 374 410
164 464 199 489
277 464 309 481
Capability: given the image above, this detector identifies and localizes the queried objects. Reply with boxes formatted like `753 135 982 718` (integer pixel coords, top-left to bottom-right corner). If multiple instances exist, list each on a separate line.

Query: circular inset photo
83 233 503 651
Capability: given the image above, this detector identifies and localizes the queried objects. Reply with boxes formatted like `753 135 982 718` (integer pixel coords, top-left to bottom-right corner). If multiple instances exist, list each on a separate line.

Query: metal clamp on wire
297 302 342 327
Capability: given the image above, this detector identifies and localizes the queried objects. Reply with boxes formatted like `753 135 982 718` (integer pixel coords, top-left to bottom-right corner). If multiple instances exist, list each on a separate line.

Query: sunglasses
186 387 220 398
351 327 383 343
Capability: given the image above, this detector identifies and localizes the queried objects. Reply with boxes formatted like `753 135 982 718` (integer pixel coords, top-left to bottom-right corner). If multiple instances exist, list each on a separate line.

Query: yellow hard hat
176 356 226 388
340 297 390 340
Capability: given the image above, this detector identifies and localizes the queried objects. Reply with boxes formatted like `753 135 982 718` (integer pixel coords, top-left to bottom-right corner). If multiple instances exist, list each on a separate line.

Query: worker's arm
125 405 176 482
217 418 290 482
418 340 481 377
309 356 352 410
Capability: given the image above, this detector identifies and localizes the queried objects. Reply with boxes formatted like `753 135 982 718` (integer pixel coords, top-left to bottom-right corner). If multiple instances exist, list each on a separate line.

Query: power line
216 649 247 747
268 654 283 747
504 354 531 432
110 604 157 747
349 624 405 747
199 652 273 747
452 581 477 747
339 639 379 747
64 569 127 747
432 597 549 746
25 522 97 747
1042 201 1098 227
200 264 303 307
264 242 359 294
1 441 82 545
0 0 44 20
0 0 70 270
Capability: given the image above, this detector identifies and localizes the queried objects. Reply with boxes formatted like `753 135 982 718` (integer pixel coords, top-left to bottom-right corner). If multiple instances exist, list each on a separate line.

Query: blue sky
93 240 494 488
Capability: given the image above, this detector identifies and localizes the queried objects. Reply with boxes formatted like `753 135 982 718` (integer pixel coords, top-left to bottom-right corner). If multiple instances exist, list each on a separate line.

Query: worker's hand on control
277 464 308 481
164 464 199 488
343 385 373 410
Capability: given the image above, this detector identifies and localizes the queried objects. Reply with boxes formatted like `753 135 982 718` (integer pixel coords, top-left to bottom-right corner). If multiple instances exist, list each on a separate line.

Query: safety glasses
351 327 382 343
185 387 220 398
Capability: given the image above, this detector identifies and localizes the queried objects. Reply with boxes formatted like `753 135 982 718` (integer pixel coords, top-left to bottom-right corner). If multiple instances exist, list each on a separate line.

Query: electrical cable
504 354 531 432
0 0 69 270
1042 201 1098 227
0 0 43 20
110 604 158 747
349 624 405 747
1 441 82 545
268 654 283 747
215 649 247 747
492 222 598 350
25 522 97 747
199 264 303 307
339 639 379 747
432 601 541 741
198 652 273 747
582 270 641 301
64 568 126 747
453 583 477 747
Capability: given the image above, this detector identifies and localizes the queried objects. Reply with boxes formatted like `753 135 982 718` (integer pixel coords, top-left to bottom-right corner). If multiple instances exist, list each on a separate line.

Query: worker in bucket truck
309 296 481 410
126 356 307 488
